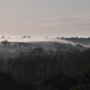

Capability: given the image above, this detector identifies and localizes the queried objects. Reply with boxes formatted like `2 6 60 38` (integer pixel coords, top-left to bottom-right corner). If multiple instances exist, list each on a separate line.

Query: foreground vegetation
0 47 90 90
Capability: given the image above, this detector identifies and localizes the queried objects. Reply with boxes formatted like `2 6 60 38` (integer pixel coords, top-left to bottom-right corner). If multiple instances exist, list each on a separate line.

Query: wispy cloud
77 12 90 19
1 12 90 26
41 12 90 25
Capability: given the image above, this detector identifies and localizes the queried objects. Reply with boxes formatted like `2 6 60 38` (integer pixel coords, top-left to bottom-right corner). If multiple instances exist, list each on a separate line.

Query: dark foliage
42 74 77 90
0 72 33 90
0 47 90 90
0 72 16 90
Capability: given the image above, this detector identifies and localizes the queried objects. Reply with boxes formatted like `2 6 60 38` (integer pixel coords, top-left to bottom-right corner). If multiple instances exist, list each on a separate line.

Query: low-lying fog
0 36 90 48
0 35 90 59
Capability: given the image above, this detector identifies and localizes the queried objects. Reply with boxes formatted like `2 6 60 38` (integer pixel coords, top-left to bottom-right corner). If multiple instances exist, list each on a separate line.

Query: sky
0 0 90 37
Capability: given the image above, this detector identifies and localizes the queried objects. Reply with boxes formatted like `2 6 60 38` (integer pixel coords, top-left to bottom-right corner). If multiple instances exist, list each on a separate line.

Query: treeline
0 48 90 90
62 37 90 45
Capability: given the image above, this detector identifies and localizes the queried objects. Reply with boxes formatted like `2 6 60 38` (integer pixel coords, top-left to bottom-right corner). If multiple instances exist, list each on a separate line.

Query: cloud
45 17 81 21
1 12 90 26
77 12 90 19
41 12 90 25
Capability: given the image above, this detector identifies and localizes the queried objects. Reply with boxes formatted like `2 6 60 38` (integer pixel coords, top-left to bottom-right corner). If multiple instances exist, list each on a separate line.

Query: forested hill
0 39 87 58
0 47 90 90
0 37 89 90
62 37 90 45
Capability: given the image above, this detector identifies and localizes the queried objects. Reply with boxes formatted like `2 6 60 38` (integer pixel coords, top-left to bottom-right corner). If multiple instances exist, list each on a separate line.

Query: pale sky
0 0 90 37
